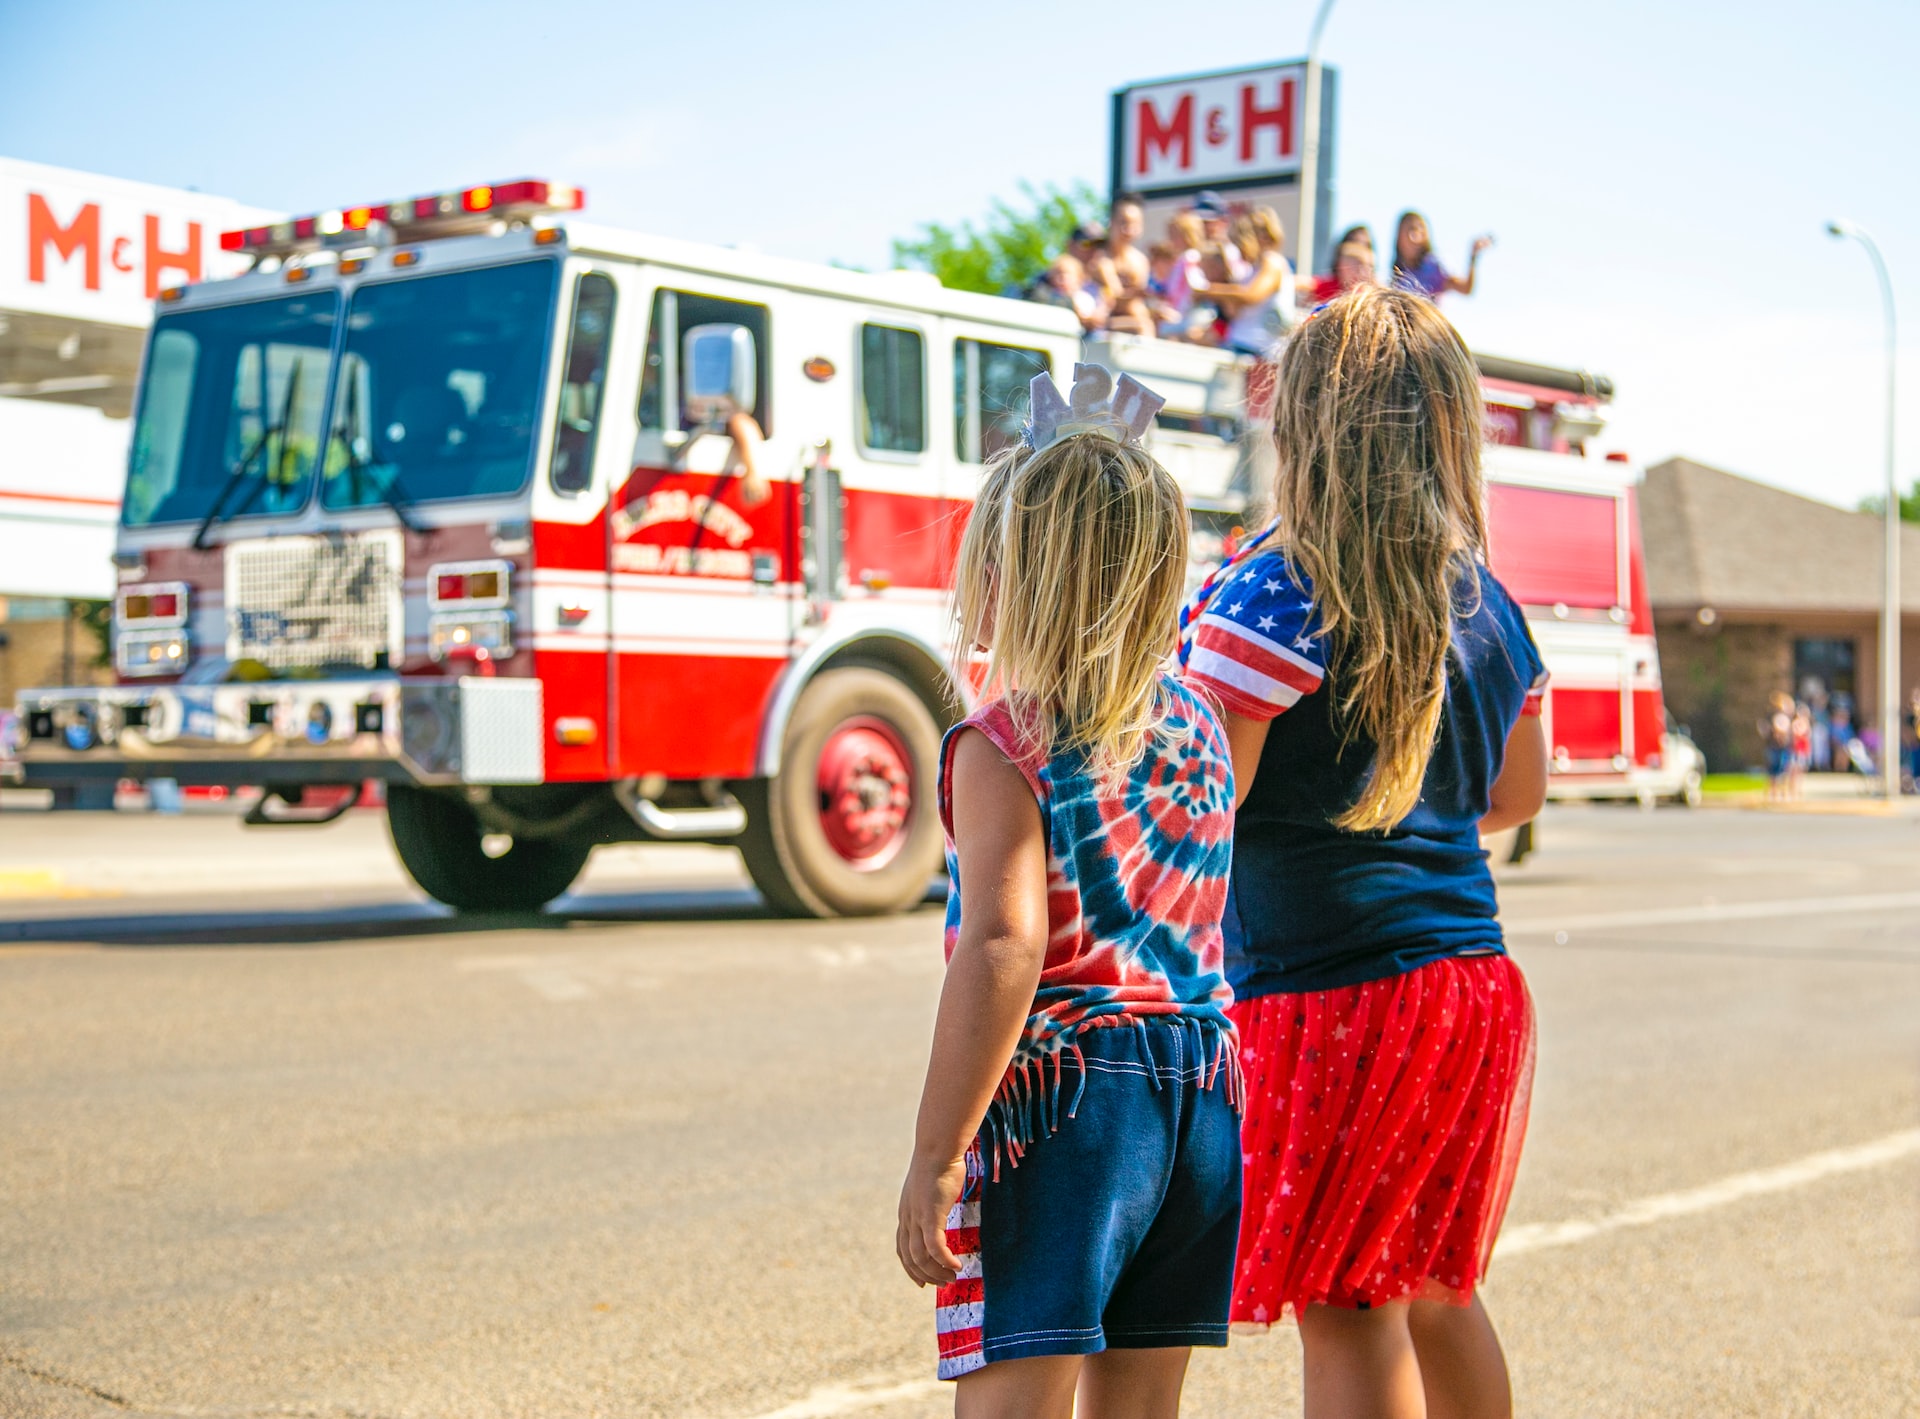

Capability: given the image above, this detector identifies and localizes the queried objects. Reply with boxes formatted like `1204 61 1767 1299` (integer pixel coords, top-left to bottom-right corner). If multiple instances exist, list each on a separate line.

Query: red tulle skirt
1229 952 1535 1325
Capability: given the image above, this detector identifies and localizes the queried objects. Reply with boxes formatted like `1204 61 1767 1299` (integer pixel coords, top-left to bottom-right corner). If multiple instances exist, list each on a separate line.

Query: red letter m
1135 94 1194 175
28 193 102 290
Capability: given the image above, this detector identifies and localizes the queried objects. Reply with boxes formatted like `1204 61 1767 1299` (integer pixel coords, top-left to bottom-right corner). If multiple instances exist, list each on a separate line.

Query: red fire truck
9 180 1672 912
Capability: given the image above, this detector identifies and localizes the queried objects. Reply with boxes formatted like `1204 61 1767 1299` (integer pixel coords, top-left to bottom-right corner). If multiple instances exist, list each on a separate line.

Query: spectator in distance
1906 689 1920 791
1026 222 1110 333
1192 190 1251 286
1761 691 1795 801
1087 195 1157 338
1160 210 1216 339
1144 242 1187 335
1209 207 1296 357
1303 223 1375 305
1391 210 1493 301
1303 239 1378 313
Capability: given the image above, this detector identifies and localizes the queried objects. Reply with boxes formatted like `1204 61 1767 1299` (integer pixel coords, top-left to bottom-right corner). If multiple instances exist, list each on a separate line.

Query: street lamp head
1826 218 1857 239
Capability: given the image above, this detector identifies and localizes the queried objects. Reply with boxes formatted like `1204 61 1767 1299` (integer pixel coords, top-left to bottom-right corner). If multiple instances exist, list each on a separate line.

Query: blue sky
3 0 1915 509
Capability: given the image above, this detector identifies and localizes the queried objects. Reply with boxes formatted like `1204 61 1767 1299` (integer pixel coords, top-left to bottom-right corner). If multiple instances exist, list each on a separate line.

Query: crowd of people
1027 190 1493 357
1761 682 1920 800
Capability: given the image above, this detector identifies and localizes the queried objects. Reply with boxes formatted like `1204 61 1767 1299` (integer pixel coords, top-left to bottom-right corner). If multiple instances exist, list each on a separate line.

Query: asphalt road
2 803 1918 1418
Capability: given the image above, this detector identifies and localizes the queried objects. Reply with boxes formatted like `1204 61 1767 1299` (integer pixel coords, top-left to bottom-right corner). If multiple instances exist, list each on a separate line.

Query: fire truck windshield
123 293 338 527
321 260 558 511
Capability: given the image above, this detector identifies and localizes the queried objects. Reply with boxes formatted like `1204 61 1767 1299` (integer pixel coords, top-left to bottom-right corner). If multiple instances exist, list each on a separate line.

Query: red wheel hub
816 716 913 870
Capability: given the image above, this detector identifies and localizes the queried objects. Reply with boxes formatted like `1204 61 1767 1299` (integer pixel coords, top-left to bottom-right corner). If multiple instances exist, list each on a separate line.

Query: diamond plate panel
459 677 543 784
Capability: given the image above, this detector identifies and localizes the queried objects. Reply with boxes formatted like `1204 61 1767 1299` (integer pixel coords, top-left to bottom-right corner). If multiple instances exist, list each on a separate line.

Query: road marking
735 1377 944 1418
0 869 117 900
737 1129 1920 1418
1497 1127 1920 1258
810 944 872 971
457 952 661 1002
1505 889 1920 938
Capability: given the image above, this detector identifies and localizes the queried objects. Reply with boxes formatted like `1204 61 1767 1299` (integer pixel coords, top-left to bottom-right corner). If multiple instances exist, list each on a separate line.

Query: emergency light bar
219 179 584 260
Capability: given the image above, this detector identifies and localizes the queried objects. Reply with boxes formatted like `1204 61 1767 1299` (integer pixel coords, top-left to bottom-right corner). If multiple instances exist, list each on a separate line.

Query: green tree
1857 480 1920 522
891 181 1105 297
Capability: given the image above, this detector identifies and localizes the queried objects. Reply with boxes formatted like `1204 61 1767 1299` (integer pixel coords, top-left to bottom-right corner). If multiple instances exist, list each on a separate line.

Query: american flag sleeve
1180 562 1327 722
1521 668 1549 716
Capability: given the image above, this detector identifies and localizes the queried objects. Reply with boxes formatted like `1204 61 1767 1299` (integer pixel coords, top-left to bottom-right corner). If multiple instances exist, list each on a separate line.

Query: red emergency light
218 180 585 259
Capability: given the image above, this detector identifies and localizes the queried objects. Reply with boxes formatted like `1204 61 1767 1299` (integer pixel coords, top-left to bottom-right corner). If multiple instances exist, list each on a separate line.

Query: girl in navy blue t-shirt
1181 286 1549 1419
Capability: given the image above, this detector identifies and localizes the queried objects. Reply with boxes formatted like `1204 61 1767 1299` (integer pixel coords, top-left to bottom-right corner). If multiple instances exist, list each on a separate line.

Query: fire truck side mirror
682 323 757 428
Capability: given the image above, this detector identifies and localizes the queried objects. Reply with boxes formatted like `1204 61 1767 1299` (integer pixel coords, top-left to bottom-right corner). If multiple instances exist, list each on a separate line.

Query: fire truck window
953 338 1049 464
550 272 617 494
322 259 559 510
637 288 771 435
859 324 925 456
124 292 338 527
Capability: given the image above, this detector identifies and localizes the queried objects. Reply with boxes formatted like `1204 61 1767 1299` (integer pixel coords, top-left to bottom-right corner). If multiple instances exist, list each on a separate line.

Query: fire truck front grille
225 532 405 671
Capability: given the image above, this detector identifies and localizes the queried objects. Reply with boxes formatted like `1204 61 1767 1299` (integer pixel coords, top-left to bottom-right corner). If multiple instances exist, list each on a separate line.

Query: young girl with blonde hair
898 365 1241 1419
1181 286 1548 1418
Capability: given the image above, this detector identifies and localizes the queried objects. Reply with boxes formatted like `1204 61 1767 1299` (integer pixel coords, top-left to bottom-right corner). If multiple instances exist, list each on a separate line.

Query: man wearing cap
1192 190 1251 286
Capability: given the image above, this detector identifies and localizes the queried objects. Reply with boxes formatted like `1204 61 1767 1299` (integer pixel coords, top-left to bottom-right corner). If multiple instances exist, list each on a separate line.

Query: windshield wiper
338 374 423 535
193 358 303 551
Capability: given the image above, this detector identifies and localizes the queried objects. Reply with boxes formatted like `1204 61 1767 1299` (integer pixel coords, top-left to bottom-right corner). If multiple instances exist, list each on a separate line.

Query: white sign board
0 156 279 327
1110 61 1337 273
1117 63 1307 192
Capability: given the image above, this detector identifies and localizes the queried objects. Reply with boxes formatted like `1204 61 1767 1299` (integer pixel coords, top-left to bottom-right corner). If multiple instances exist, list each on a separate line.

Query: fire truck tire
738 667 943 918
385 785 592 913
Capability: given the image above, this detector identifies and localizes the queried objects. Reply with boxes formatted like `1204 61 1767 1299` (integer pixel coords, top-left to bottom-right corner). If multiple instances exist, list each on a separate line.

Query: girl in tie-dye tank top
895 364 1240 1415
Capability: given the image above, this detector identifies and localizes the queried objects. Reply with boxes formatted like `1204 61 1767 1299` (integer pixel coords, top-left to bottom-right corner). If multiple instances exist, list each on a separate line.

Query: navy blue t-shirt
1180 547 1547 997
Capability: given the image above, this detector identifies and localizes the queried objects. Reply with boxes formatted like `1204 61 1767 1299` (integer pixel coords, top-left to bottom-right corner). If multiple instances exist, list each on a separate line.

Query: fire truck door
611 285 794 778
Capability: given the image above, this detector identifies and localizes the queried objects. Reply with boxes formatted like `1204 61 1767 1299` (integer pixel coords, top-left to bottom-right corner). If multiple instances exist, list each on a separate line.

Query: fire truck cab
10 179 1669 913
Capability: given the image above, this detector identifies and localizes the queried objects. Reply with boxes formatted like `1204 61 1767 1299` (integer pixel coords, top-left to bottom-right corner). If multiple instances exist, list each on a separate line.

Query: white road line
1497 1127 1920 1258
734 1377 945 1419
736 1128 1920 1417
1505 889 1920 937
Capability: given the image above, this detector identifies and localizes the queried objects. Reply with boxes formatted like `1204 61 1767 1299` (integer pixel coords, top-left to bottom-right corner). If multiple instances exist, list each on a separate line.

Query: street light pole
1295 0 1339 280
1826 219 1902 799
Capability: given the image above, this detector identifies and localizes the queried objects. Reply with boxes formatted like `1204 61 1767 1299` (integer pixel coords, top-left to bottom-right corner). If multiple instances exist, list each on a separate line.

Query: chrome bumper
12 676 545 788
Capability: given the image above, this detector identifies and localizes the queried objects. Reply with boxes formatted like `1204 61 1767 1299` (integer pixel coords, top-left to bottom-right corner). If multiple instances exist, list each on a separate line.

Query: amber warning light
219 179 584 259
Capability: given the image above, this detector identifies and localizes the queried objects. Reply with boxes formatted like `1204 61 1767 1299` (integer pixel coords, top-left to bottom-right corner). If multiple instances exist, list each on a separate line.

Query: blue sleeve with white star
1181 551 1327 722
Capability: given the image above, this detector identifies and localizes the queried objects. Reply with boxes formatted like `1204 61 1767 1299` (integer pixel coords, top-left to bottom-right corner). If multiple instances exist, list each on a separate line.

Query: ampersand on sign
1205 107 1229 146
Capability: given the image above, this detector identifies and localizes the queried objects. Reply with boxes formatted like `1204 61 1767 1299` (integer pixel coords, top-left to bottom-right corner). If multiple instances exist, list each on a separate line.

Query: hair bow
1023 363 1165 453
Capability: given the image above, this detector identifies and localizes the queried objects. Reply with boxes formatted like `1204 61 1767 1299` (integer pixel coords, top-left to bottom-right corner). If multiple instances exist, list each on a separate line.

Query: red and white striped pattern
1186 614 1326 721
1522 669 1549 717
934 1143 987 1380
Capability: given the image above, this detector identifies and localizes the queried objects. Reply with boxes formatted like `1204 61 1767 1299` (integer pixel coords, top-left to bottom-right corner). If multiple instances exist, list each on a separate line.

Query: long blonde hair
1263 284 1488 831
955 433 1190 781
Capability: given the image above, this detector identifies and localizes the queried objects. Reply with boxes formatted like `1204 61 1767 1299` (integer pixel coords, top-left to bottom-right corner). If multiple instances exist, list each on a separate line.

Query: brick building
1640 457 1920 771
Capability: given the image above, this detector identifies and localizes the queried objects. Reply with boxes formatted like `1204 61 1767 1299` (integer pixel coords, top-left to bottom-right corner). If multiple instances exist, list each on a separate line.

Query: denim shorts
934 1019 1242 1378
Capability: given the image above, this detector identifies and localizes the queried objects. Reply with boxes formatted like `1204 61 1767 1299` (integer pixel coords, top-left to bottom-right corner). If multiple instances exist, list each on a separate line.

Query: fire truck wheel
739 667 943 918
385 785 592 913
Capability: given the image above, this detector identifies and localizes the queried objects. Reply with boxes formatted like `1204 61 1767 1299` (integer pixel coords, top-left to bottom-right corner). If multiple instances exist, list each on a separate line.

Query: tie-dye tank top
936 672 1239 1172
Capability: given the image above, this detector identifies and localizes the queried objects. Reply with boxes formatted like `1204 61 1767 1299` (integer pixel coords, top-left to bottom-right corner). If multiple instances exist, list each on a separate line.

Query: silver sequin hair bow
1023 362 1166 453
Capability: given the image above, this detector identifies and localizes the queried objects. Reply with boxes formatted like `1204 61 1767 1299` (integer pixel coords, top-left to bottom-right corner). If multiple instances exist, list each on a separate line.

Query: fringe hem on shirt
982 1016 1243 1182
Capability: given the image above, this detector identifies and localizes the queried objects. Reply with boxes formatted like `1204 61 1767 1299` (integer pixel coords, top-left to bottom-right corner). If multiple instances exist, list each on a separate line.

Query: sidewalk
1705 772 1920 818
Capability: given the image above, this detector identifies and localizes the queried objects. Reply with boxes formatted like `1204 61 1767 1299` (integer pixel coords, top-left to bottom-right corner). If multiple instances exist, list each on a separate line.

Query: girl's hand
896 1153 967 1287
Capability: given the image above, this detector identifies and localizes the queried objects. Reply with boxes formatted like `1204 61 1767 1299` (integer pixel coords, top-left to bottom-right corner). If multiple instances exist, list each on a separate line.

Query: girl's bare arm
896 728 1049 1286
1481 713 1548 833
1219 709 1271 809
